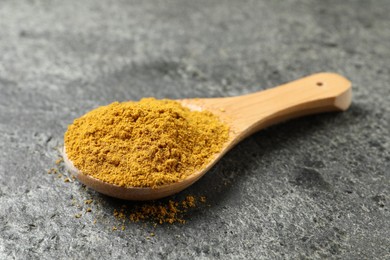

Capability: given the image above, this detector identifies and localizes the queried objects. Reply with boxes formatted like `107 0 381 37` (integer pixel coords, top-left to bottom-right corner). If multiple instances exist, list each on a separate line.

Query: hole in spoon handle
233 72 352 136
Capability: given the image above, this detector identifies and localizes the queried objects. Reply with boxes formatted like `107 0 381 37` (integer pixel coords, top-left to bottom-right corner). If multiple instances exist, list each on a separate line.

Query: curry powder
64 98 229 188
114 195 203 225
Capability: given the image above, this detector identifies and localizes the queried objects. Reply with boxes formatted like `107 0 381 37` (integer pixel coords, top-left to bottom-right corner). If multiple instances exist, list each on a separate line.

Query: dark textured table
1 0 389 259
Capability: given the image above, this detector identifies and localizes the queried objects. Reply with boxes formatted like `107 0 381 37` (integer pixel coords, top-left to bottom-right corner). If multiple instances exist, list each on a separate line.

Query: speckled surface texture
0 0 389 259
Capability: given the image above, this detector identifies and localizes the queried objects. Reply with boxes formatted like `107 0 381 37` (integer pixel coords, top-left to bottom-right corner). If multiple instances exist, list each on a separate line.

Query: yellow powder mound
64 98 229 188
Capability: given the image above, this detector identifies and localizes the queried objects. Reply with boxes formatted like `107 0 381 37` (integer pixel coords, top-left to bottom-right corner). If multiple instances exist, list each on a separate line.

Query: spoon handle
219 73 352 139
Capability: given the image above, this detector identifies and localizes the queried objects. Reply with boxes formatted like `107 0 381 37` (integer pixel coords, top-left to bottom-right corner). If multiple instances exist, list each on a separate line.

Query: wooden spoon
63 72 352 200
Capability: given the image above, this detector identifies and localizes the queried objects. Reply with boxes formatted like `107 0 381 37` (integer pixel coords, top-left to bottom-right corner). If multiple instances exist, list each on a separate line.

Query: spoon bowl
64 72 351 200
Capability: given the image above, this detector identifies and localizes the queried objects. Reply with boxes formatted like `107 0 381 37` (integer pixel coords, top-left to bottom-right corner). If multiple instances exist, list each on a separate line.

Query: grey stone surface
0 0 389 259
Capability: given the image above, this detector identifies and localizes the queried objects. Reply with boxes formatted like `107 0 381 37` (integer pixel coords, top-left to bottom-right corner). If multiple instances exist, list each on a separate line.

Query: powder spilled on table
48 154 208 228
114 195 207 226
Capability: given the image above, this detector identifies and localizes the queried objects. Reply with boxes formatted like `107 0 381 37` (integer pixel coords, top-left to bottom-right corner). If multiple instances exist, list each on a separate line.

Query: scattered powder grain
114 195 206 225
64 98 229 188
181 195 196 209
55 158 64 165
113 208 126 220
47 168 58 174
84 199 93 205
